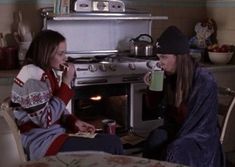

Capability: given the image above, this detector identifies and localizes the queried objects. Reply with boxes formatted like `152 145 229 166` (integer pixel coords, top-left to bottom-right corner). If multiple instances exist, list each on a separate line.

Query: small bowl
208 52 233 65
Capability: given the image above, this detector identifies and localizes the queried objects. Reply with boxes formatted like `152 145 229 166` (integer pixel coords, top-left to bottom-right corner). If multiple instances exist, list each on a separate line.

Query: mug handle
143 72 152 86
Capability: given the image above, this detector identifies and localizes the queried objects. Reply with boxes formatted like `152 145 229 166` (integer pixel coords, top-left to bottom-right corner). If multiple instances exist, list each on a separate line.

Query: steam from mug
144 70 164 91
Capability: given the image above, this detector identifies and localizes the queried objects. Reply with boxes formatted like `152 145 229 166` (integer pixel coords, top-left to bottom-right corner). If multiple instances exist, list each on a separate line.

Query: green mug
145 70 164 91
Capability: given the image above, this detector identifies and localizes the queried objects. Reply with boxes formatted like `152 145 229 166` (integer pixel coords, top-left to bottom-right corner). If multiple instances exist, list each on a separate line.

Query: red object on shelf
0 46 19 70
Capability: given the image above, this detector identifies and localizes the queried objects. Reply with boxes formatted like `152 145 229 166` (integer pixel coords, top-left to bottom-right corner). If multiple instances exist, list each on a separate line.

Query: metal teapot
130 34 154 56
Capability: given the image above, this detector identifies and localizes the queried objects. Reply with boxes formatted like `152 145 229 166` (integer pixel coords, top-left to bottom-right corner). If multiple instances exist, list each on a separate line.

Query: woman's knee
166 138 198 164
143 128 169 159
97 134 123 154
146 128 168 148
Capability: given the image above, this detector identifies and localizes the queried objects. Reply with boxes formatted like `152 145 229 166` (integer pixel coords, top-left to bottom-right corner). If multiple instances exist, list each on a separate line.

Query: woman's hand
143 72 151 86
75 120 96 134
62 63 75 86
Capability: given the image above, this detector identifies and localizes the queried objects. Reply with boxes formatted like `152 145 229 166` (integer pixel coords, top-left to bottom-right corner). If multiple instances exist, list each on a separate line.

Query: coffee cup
102 119 116 135
144 70 164 91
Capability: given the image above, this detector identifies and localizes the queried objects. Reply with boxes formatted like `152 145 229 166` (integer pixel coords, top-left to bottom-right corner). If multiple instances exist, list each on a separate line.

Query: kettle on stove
129 34 154 56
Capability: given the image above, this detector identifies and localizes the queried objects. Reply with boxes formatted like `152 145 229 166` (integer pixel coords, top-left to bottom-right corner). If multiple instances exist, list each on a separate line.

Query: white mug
144 70 164 91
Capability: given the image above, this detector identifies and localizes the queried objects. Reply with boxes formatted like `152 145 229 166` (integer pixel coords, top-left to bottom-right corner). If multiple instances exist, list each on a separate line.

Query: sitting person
143 26 224 167
11 29 123 160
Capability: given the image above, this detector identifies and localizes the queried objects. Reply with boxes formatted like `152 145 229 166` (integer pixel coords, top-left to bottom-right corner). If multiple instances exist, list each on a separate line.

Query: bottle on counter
18 42 30 67
54 0 70 14
61 0 70 14
54 0 61 14
0 33 6 47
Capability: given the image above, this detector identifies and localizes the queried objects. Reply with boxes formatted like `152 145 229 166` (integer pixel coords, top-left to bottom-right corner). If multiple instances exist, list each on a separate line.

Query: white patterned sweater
11 64 75 160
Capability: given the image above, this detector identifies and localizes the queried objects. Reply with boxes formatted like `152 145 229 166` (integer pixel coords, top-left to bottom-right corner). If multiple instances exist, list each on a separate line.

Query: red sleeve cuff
55 82 75 105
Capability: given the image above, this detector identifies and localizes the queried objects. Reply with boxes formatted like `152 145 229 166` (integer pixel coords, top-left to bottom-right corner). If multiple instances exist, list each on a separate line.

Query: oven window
72 83 130 134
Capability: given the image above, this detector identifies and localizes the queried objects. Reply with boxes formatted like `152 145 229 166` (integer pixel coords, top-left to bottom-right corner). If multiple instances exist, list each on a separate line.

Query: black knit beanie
155 26 189 55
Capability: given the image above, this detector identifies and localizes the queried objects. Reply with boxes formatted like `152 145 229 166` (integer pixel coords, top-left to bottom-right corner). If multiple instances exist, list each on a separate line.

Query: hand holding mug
144 70 164 91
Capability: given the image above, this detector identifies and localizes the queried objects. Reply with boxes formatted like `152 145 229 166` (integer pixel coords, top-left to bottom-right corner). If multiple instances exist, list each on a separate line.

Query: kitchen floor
1 114 235 167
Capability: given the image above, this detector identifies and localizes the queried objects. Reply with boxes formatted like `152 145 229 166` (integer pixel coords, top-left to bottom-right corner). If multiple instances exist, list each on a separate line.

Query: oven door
130 83 163 137
72 83 130 134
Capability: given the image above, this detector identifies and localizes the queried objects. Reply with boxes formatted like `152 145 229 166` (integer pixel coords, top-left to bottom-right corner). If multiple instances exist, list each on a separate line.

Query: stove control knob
109 64 117 71
146 60 154 69
128 63 136 70
88 64 97 72
99 64 107 72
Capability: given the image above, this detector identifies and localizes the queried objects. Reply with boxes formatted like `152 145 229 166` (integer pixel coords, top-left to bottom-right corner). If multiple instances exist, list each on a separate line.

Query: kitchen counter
0 69 19 78
201 64 235 90
0 64 235 77
0 69 18 102
0 64 234 112
201 63 235 72
0 64 234 99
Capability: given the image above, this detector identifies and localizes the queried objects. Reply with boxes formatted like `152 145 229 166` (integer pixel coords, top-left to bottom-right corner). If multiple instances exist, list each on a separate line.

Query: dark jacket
165 67 224 167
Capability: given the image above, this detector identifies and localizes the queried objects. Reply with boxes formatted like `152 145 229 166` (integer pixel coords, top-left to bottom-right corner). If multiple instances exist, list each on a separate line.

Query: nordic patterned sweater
11 64 77 160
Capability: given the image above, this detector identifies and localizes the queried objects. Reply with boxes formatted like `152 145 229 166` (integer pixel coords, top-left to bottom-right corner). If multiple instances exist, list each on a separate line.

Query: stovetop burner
67 52 158 64
66 51 160 86
128 55 158 60
67 53 118 64
67 56 100 64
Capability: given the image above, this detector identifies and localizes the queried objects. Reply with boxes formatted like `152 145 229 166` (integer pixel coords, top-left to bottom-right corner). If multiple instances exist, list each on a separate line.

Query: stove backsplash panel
45 17 151 53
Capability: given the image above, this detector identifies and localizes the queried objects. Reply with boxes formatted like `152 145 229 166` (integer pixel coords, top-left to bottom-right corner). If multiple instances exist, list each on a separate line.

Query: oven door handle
122 76 143 82
76 67 89 71
76 79 108 84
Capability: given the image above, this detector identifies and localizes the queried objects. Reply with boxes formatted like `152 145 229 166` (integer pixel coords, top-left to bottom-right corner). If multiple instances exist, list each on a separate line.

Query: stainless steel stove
42 8 166 137
66 52 163 137
67 52 159 86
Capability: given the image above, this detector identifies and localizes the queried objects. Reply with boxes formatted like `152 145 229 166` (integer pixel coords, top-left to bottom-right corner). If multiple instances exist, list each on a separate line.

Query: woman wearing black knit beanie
143 26 224 167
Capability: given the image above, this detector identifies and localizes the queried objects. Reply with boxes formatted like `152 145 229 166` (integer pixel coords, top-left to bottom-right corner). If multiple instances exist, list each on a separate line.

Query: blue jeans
143 128 169 160
59 133 123 155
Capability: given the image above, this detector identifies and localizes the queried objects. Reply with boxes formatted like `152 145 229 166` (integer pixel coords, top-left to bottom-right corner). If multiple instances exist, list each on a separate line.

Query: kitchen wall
0 0 206 46
0 1 51 46
1 1 235 42
0 0 235 63
207 0 235 63
126 0 235 61
124 0 206 39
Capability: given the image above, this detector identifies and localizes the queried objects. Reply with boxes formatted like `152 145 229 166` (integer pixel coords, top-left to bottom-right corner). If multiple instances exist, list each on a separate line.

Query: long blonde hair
174 54 195 107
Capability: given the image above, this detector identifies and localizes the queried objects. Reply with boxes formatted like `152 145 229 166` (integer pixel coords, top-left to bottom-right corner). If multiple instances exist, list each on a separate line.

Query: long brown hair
174 54 196 107
24 30 66 70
